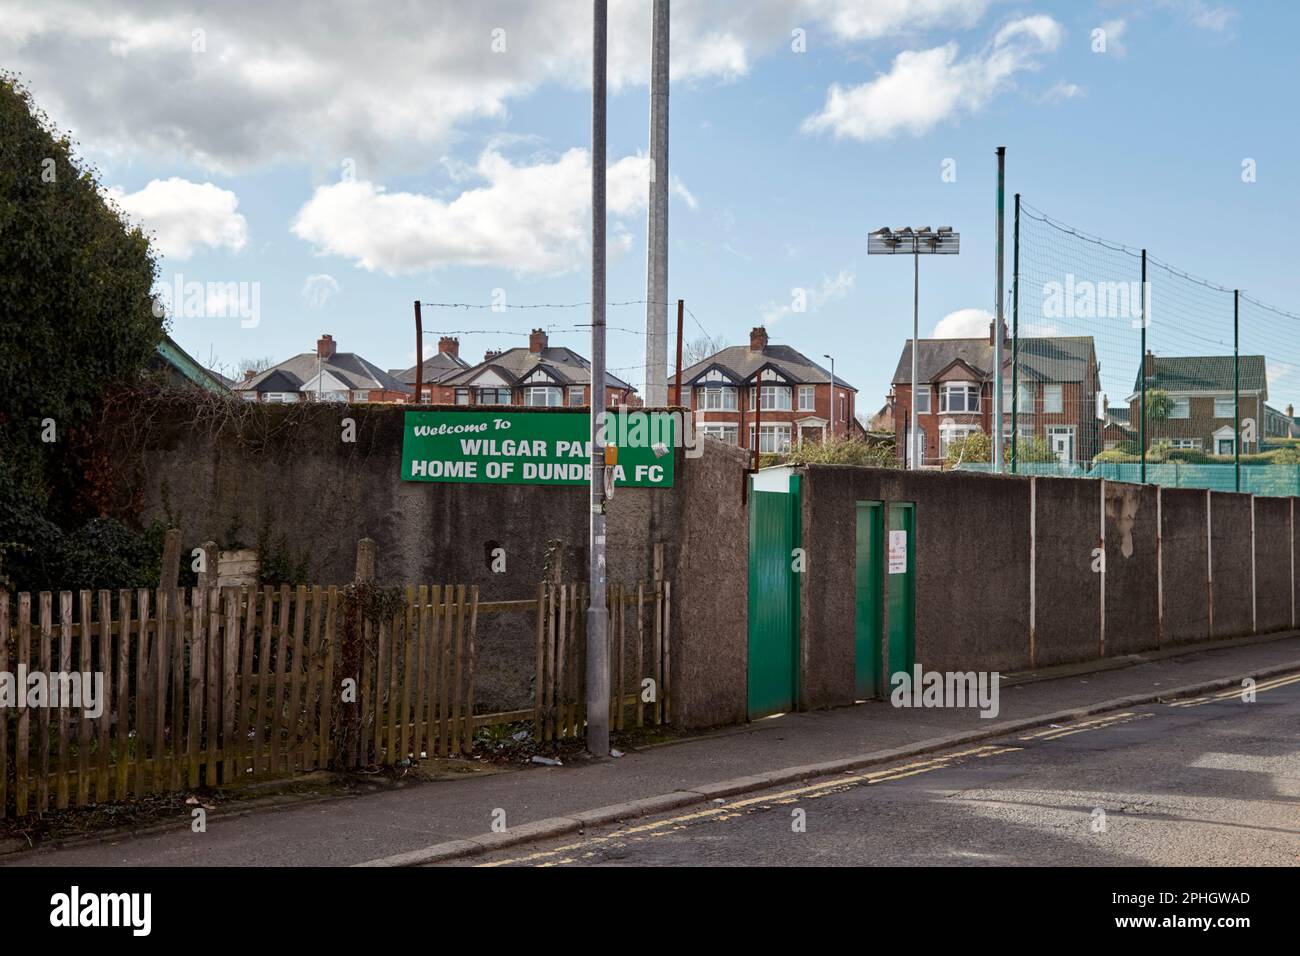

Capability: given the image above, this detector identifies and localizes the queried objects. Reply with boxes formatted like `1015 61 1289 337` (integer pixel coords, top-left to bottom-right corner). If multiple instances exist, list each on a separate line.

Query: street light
823 353 835 439
868 226 960 470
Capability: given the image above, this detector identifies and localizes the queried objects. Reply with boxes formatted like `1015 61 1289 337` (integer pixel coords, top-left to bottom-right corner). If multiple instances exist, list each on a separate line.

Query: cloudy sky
5 0 1296 408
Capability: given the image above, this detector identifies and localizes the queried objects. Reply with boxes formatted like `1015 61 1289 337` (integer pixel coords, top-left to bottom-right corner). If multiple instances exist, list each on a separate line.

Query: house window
749 423 792 453
316 389 348 403
477 387 512 405
1043 384 1063 414
939 423 980 457
567 386 584 406
749 384 792 411
698 386 737 410
1001 382 1032 411
264 392 298 403
940 383 980 413
1217 437 1235 455
839 394 847 422
1167 438 1202 450
524 385 562 407
1169 398 1190 419
914 388 930 414
1213 397 1235 418
798 385 815 411
455 388 472 405
702 424 738 445
240 391 258 402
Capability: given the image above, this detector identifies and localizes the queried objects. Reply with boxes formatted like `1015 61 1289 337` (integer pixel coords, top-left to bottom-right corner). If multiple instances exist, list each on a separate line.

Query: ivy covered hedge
0 74 164 592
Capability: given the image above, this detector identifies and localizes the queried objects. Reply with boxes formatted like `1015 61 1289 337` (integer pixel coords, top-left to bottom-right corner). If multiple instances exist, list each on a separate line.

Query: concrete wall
1255 496 1293 635
799 466 1031 711
797 464 1297 712
95 399 748 726
1160 488 1211 645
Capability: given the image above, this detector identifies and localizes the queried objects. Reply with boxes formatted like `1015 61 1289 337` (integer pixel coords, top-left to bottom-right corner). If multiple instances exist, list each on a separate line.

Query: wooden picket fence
534 579 671 741
0 574 673 819
0 584 479 818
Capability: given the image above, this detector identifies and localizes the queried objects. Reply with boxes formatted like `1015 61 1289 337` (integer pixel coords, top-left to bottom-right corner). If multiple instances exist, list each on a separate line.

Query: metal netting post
1140 249 1148 485
1011 193 1020 474
1234 289 1241 492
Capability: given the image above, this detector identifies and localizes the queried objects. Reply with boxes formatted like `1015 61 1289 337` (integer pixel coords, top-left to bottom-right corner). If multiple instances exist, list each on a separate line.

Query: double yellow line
480 745 1019 867
1167 671 1300 708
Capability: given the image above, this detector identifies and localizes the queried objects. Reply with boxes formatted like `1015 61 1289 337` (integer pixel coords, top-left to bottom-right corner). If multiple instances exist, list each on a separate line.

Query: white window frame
264 392 298 404
1169 397 1190 419
455 388 472 405
698 385 737 410
524 385 562 407
1042 384 1063 414
1168 438 1202 450
940 382 980 414
567 386 584 406
749 384 792 411
1213 397 1234 418
749 423 792 453
914 388 931 414
939 423 980 458
1001 382 1032 411
798 385 815 411
702 424 738 445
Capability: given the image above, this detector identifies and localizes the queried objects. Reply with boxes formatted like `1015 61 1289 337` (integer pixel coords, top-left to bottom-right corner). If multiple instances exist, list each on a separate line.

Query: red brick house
235 334 412 403
670 326 860 452
391 336 470 402
431 329 638 407
890 322 1100 466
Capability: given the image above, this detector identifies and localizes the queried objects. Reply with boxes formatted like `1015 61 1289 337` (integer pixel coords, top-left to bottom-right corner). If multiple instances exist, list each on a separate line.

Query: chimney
529 328 548 353
1103 395 1110 414
1143 349 1156 379
484 349 502 362
749 326 768 352
243 368 256 382
1288 403 1294 419
316 334 336 360
438 336 459 358
988 320 1009 346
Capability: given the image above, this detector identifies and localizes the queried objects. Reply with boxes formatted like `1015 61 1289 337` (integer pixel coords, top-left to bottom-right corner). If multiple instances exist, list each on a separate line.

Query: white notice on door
888 530 908 574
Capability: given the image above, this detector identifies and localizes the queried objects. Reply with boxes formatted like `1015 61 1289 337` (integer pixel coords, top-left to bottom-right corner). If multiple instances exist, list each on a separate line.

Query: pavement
6 632 1300 867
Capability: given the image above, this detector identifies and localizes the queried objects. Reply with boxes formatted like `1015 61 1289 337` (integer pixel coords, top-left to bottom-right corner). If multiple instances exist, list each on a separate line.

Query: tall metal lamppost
823 353 836 438
868 226 960 470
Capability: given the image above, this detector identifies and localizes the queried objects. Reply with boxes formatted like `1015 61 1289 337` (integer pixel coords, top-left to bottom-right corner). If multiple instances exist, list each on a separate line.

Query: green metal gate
886 503 916 679
854 501 884 698
747 473 801 718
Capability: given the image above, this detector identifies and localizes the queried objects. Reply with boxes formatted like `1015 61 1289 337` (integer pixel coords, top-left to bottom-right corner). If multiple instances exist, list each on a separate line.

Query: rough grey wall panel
1161 488 1212 645
1210 492 1253 638
1252 496 1291 634
1032 476 1103 666
1103 481 1160 656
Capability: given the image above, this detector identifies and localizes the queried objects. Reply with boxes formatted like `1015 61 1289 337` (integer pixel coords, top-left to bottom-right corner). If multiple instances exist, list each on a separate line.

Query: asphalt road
463 674 1300 866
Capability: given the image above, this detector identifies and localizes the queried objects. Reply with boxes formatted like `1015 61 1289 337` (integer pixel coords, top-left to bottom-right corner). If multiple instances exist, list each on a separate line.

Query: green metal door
886 503 916 679
747 474 801 718
854 501 884 698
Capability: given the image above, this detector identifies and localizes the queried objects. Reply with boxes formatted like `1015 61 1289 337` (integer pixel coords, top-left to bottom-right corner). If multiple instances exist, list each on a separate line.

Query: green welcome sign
401 410 675 487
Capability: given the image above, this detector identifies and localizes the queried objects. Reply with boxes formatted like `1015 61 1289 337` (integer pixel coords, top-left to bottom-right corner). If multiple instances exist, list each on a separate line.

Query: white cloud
1040 80 1084 103
761 269 855 325
933 307 992 338
802 15 1064 141
302 274 339 308
1099 19 1128 56
107 177 247 260
292 149 669 275
0 0 1003 173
